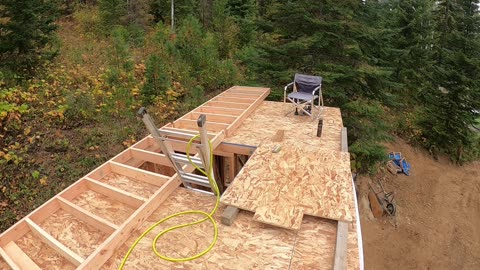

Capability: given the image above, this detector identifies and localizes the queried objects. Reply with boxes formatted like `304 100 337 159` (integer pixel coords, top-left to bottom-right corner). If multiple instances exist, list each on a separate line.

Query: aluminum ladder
137 107 217 195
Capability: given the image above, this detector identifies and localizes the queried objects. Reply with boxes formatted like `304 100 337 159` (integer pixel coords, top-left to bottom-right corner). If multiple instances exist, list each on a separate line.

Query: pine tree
248 0 394 171
98 0 126 30
390 0 435 104
419 0 480 161
0 0 58 71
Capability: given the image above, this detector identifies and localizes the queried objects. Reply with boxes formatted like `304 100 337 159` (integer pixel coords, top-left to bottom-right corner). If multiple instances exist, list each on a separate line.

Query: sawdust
360 138 480 269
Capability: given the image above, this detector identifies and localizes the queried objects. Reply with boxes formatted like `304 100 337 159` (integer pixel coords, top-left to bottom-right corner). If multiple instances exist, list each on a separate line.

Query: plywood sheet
98 173 157 199
224 102 343 152
221 101 355 228
40 210 108 258
221 142 355 223
15 232 76 270
104 188 297 269
103 188 358 270
71 190 136 225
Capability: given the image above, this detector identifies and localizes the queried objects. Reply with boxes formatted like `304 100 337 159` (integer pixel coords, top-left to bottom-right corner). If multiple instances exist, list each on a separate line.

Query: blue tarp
389 152 411 176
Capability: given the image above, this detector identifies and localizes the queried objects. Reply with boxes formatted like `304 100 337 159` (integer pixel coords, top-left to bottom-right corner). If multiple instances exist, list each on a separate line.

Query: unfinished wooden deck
0 86 361 270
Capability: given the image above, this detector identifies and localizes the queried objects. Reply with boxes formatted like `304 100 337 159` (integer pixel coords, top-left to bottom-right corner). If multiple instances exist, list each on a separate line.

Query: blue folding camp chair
284 73 323 118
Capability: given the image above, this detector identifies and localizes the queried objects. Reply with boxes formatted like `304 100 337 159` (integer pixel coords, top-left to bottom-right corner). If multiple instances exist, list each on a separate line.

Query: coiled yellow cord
118 134 220 269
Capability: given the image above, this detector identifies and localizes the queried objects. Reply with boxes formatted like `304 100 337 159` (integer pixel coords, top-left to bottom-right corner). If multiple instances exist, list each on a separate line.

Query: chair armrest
312 85 321 95
284 82 294 92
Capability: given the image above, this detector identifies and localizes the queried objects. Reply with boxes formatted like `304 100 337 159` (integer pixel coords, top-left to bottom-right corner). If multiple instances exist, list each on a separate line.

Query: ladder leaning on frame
137 107 217 195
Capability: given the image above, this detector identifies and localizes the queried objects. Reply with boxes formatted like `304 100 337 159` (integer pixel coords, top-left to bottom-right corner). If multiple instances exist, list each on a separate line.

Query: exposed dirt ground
358 138 480 270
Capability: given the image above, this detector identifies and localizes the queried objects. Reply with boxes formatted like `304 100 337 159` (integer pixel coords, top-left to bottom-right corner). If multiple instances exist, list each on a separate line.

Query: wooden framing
26 218 85 266
333 126 350 270
195 106 244 116
0 86 270 270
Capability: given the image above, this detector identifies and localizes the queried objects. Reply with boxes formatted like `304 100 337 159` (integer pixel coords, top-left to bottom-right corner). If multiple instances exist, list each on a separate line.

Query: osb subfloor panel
221 102 355 225
98 173 157 199
15 232 76 269
103 188 359 270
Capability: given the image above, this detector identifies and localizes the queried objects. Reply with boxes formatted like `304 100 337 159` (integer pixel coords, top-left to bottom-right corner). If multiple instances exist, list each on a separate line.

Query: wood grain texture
103 188 342 270
221 102 356 227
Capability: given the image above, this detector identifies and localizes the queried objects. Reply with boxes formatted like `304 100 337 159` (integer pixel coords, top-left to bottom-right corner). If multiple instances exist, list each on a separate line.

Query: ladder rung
180 173 210 187
171 153 204 167
185 186 214 195
158 129 197 139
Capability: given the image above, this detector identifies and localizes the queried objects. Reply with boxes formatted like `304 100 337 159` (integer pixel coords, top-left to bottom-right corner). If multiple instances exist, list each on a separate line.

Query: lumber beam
216 142 256 156
0 246 20 270
109 161 170 187
173 119 229 133
333 221 349 270
195 106 244 116
220 93 259 100
25 218 84 266
57 197 118 235
2 241 41 270
214 96 257 104
333 126 349 270
341 127 348 152
85 177 147 208
129 148 171 167
221 206 240 226
207 101 250 109
187 112 237 124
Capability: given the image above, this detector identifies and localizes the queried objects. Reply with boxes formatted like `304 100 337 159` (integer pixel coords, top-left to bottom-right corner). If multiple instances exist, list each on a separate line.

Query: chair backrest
294 73 322 94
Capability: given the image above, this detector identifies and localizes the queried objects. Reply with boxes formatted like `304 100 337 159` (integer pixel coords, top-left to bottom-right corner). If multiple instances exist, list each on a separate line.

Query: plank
333 221 349 270
29 196 61 225
173 119 228 133
2 241 41 270
230 86 268 93
220 93 259 99
0 246 20 270
109 161 170 187
85 177 147 208
207 101 250 109
216 142 256 156
341 127 348 152
187 112 237 124
195 106 244 116
25 218 84 266
214 96 257 104
59 179 89 201
129 148 171 167
57 197 118 235
221 205 240 226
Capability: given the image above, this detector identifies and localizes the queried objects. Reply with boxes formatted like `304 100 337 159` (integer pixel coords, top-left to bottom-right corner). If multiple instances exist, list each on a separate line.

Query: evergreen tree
98 0 126 30
226 0 256 45
419 0 480 161
248 0 394 171
390 0 435 104
0 0 58 71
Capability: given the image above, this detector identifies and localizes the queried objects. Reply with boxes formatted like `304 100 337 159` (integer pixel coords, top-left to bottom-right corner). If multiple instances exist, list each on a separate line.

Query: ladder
137 107 217 195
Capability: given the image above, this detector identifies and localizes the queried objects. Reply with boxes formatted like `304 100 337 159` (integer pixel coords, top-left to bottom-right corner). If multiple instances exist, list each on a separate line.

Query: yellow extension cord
119 135 220 269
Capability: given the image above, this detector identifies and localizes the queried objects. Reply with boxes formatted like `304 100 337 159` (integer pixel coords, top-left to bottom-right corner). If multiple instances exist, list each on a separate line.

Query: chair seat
287 92 316 101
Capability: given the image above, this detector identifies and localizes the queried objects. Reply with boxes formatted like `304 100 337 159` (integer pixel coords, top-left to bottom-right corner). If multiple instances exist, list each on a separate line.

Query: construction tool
137 107 218 194
368 180 396 217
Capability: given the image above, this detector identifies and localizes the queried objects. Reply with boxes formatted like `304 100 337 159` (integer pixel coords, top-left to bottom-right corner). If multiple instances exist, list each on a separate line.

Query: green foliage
246 0 394 172
0 0 58 72
73 5 101 35
98 0 126 31
416 0 480 162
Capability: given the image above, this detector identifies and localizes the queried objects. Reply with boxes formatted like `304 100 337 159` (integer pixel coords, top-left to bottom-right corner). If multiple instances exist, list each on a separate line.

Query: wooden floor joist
2 241 41 270
25 218 85 266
